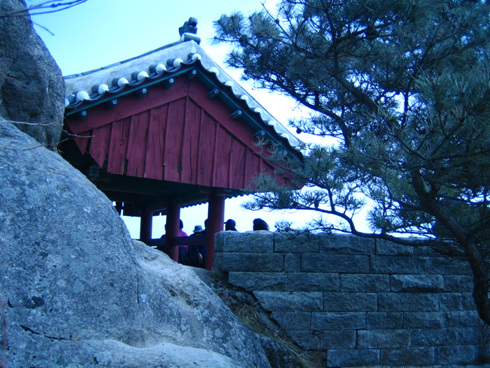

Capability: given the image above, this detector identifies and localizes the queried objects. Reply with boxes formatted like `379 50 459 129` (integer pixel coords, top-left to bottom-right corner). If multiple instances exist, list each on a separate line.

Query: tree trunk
410 170 490 325
464 240 490 325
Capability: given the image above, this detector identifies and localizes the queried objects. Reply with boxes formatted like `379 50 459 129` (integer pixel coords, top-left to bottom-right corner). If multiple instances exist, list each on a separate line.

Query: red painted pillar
166 198 180 262
206 189 225 270
140 209 153 243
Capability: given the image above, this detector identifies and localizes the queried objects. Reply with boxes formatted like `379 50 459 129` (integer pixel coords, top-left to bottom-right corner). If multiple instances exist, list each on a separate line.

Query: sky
29 0 325 237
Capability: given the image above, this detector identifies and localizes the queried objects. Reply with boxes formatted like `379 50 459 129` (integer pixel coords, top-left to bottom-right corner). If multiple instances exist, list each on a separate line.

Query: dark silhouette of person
253 218 269 231
188 224 206 267
161 220 188 264
177 220 188 264
225 219 237 231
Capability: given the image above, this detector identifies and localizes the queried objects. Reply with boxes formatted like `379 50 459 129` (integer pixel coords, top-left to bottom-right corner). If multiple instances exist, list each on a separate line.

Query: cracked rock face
0 0 64 149
0 122 271 368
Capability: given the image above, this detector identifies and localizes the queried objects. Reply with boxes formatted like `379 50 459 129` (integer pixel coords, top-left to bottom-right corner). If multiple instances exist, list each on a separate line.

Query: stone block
366 312 403 329
357 329 410 348
445 310 481 327
378 293 439 312
438 292 465 311
319 233 375 255
228 272 286 291
436 345 480 365
444 275 474 292
327 349 380 367
341 274 390 292
413 245 442 256
211 252 226 274
410 327 480 347
284 253 301 272
302 254 370 273
213 253 283 272
390 274 444 292
371 255 431 274
431 256 472 275
375 238 414 255
403 312 446 329
290 330 356 350
324 292 377 312
271 311 311 331
273 232 321 253
462 292 477 310
213 231 227 252
381 347 435 366
254 291 323 312
439 292 477 311
311 312 366 330
287 272 340 292
214 231 273 252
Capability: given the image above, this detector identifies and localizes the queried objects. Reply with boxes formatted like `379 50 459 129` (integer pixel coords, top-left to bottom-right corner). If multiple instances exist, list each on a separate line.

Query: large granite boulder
0 121 271 367
0 0 64 148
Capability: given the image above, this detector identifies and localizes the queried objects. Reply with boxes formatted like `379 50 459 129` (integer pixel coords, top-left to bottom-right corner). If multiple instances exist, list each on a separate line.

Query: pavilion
60 20 303 269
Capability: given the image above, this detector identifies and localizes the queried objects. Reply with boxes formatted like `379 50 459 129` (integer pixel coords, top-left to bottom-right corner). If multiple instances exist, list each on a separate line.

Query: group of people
163 217 270 266
173 220 208 267
225 218 270 231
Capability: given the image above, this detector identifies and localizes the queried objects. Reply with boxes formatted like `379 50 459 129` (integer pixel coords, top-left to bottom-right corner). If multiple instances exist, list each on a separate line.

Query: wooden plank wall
66 77 283 190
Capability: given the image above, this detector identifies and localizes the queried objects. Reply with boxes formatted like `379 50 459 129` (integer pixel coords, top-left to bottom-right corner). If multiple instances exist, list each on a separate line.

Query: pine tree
214 0 490 324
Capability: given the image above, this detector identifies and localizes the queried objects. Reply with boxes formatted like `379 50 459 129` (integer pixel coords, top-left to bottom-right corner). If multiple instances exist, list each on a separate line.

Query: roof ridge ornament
179 17 200 44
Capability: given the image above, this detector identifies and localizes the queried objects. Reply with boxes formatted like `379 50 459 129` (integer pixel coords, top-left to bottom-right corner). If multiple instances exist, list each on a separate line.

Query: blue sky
30 0 269 76
30 0 322 236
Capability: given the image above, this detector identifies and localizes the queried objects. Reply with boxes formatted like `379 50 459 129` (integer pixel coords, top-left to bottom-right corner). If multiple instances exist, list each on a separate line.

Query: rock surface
0 0 64 148
0 2 306 367
0 121 271 367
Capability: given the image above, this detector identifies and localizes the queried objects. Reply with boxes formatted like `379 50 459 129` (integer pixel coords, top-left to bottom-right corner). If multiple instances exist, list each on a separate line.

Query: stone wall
213 231 488 367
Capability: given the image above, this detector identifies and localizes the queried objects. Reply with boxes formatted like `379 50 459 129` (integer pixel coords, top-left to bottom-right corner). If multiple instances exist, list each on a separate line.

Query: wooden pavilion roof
61 39 303 217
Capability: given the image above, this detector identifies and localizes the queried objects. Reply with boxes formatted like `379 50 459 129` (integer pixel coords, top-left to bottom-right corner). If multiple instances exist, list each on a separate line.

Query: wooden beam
147 234 206 249
166 198 180 262
140 210 153 243
206 189 225 270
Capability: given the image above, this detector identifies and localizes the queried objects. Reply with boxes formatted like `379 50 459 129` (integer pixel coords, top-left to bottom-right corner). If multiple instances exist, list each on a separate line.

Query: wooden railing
146 235 207 252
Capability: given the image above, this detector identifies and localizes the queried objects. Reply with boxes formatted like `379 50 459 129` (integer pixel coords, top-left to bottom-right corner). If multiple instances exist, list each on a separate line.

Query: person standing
177 220 189 264
188 224 206 267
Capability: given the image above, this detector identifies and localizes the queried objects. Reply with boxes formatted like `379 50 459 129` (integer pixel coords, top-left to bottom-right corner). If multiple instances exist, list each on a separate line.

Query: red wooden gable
63 66 298 210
